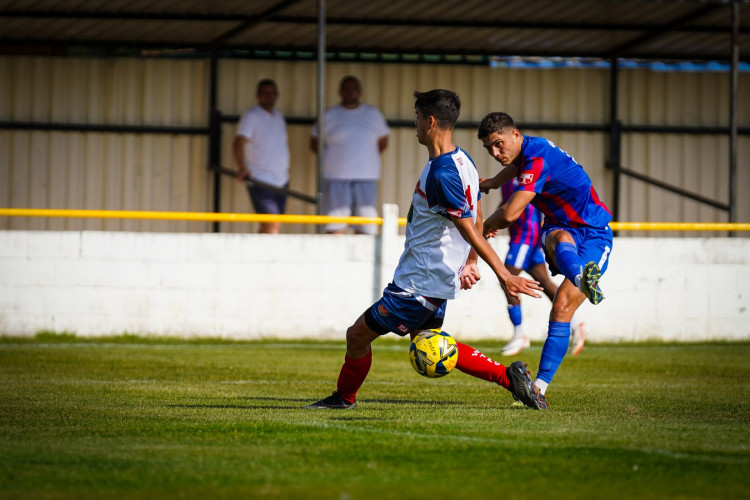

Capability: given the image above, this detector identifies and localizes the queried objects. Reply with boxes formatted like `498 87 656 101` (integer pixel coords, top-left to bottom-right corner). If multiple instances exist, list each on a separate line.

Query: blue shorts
505 242 547 271
542 225 613 277
364 283 447 337
247 184 288 215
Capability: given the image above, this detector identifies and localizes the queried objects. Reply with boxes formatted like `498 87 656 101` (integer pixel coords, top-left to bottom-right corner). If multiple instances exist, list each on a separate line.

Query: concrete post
379 204 400 293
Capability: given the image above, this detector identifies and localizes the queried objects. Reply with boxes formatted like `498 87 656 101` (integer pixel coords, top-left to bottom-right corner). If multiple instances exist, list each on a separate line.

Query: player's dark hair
477 112 516 139
256 78 279 94
413 89 460 130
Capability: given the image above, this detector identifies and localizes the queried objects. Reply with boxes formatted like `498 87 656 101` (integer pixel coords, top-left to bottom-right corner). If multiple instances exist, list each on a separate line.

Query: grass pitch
1 334 749 499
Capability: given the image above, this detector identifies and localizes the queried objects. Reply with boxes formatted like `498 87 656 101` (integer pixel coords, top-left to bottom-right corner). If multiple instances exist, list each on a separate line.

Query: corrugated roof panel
0 0 278 16
0 1 748 60
0 17 240 44
238 22 318 48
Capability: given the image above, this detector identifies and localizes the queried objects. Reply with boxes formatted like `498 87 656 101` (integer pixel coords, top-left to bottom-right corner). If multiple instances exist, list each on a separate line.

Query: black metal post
729 1 739 235
316 0 326 233
208 52 222 233
607 57 622 231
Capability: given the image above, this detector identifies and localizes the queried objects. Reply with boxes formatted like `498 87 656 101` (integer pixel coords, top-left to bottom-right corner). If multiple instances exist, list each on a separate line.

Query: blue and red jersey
501 178 542 247
513 136 611 229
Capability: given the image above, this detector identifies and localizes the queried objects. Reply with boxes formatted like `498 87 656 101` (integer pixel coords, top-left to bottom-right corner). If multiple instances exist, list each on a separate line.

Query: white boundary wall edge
1 206 748 342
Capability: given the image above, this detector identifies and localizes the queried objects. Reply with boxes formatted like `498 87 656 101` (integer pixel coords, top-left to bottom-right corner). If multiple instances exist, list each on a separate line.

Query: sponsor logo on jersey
519 173 534 185
457 157 464 166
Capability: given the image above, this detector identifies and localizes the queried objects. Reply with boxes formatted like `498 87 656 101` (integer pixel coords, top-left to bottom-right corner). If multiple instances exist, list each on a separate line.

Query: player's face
481 129 522 166
415 109 430 145
257 84 278 111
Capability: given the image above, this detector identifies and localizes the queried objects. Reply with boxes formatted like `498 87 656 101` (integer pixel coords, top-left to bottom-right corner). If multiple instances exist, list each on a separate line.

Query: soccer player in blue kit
305 90 548 411
478 112 613 403
493 177 587 357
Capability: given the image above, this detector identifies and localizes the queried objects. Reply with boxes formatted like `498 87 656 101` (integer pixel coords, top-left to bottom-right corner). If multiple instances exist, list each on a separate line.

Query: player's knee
345 324 358 345
551 229 575 245
346 322 370 348
550 297 578 322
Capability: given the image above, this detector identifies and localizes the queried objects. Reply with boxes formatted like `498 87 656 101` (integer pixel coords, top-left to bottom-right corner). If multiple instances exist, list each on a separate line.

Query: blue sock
507 305 522 326
537 321 571 383
554 242 583 284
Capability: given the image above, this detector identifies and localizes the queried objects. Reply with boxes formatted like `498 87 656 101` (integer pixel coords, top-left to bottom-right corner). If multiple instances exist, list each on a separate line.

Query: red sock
455 342 511 390
336 349 372 403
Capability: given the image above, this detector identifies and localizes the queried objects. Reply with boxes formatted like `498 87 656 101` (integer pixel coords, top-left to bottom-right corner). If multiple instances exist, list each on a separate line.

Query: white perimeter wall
1 220 749 342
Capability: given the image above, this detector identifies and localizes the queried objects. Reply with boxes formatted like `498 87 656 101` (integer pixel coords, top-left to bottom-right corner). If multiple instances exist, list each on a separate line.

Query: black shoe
507 361 549 410
303 391 357 409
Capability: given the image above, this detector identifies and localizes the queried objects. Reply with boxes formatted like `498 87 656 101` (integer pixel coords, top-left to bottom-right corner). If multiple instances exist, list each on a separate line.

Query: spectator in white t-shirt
310 75 390 234
233 79 290 234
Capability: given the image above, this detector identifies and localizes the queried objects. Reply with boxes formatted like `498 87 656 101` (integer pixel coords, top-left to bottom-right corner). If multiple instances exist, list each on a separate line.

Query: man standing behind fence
234 79 290 234
310 75 390 235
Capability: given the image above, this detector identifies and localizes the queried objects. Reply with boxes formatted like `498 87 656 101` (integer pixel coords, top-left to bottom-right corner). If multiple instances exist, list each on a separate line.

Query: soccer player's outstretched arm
479 165 516 193
452 206 541 299
483 190 536 235
459 201 484 290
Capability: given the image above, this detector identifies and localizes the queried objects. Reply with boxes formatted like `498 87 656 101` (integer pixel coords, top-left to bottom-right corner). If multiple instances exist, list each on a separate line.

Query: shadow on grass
327 415 384 421
169 396 310 410
168 404 270 409
169 396 468 411
240 396 315 402
362 398 465 406
239 396 467 406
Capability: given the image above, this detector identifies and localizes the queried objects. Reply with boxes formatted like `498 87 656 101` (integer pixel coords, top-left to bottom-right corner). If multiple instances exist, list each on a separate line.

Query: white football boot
570 321 587 356
501 334 530 356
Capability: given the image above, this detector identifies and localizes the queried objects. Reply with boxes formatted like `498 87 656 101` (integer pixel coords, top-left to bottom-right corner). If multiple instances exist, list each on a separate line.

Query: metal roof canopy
0 0 746 229
0 0 748 61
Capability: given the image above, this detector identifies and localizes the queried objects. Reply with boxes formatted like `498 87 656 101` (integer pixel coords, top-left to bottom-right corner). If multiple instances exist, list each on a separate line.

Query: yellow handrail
609 222 750 231
0 208 384 225
1 208 749 231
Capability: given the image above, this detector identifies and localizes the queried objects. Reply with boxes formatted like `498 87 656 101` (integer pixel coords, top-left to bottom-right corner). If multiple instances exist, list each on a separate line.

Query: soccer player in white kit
305 89 548 411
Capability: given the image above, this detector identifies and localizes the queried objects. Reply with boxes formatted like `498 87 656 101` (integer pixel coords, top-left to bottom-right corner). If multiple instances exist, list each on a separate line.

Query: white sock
513 325 524 338
534 378 549 395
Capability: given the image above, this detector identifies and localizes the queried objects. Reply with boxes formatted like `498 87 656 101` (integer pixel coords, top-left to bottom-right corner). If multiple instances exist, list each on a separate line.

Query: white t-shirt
393 147 480 300
312 104 389 180
236 105 290 187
